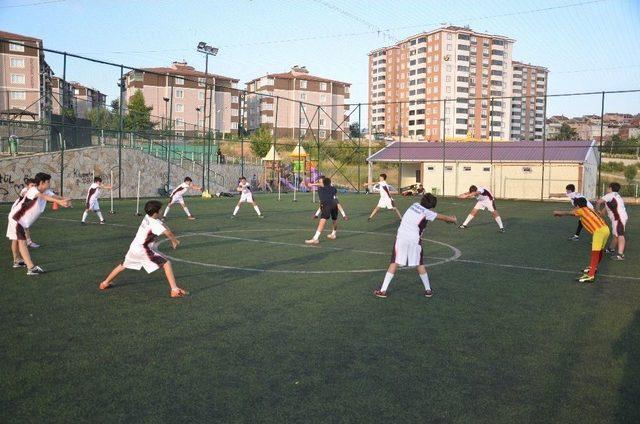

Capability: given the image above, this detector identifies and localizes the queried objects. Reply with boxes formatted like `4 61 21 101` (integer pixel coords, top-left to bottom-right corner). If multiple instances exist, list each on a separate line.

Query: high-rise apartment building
124 61 240 136
245 66 351 140
368 26 548 142
510 62 549 140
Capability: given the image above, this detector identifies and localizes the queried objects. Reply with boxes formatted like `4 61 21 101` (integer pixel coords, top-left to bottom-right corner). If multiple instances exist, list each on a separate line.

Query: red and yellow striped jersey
574 207 607 234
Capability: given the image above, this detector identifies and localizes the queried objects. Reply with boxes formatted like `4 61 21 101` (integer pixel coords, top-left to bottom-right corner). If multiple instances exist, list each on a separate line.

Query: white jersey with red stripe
567 191 593 209
396 202 438 243
474 187 494 202
129 215 167 254
86 183 101 207
170 182 190 203
38 189 54 213
601 192 628 222
11 186 43 228
379 181 392 201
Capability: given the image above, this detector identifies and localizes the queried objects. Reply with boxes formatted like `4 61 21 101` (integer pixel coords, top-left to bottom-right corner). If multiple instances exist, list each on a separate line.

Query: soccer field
1 193 638 423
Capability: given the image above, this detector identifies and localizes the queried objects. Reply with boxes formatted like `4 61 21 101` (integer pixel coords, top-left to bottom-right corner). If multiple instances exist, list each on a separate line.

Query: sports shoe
343 216 349 221
99 281 113 290
28 241 40 248
582 266 591 274
578 274 595 283
305 239 320 245
99 221 106 225
367 217 372 222
12 260 26 268
327 233 337 240
374 289 387 298
81 221 87 226
424 290 433 298
170 287 189 298
312 214 318 219
498 228 506 233
187 216 196 220
258 215 264 219
611 254 625 261
458 224 468 229
605 248 615 254
568 235 580 241
27 266 45 275
231 215 236 219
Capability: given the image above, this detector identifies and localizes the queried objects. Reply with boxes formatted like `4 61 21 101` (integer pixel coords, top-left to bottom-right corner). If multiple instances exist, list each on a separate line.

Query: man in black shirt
305 177 340 244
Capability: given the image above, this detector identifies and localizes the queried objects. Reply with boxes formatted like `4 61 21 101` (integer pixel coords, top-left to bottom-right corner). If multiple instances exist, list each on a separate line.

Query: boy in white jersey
597 182 628 260
162 177 202 220
6 172 71 275
550 184 594 241
232 176 263 218
363 173 402 221
458 185 505 232
99 200 188 298
374 193 457 298
81 176 112 225
14 179 41 248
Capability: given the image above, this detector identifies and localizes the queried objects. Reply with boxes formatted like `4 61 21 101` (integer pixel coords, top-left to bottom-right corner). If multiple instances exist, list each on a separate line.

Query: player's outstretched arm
553 210 575 217
458 191 472 199
549 192 566 198
191 184 203 191
163 229 181 249
436 213 457 224
40 192 72 207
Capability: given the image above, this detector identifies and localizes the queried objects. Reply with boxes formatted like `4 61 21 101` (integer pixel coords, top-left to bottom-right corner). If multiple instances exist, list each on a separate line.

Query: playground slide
280 177 296 191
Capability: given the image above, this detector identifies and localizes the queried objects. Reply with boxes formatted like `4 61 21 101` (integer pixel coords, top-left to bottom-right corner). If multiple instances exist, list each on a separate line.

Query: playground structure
260 144 320 199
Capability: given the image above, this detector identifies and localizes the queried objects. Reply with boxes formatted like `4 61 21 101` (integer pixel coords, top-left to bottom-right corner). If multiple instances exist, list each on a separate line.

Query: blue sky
1 0 639 121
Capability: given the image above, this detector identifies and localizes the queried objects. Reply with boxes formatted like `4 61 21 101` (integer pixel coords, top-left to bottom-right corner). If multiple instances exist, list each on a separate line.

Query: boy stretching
81 176 112 225
554 197 610 283
374 193 457 298
232 176 264 218
550 184 594 241
99 200 188 298
6 172 71 274
306 177 341 244
363 173 402 221
597 182 628 261
163 177 202 220
458 185 505 232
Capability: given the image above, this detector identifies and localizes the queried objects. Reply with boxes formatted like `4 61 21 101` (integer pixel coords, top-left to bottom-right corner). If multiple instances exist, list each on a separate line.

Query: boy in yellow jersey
554 197 610 283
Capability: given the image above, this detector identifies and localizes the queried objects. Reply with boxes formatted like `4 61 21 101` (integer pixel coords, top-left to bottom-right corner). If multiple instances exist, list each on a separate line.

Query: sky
1 0 639 124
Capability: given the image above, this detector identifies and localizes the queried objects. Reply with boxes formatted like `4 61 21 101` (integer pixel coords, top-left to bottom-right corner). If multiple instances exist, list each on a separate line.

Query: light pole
197 41 219 192
196 106 201 135
163 97 169 130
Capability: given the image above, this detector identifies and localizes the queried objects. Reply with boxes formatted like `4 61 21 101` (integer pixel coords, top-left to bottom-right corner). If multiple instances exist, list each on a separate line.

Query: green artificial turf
1 193 638 423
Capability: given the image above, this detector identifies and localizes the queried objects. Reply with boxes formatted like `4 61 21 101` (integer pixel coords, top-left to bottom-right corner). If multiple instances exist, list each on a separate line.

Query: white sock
313 231 321 240
315 209 321 217
420 273 431 291
163 207 170 217
96 211 104 222
81 211 88 222
183 207 191 217
233 206 240 216
463 214 474 226
495 216 504 229
381 272 394 292
330 230 336 236
340 209 346 218
254 205 261 216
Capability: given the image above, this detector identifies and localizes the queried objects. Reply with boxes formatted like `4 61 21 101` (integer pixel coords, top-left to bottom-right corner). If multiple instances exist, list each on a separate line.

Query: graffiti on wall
0 173 29 202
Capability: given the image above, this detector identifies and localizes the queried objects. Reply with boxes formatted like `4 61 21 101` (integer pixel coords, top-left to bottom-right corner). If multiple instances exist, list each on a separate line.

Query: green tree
624 165 637 183
558 123 578 140
250 125 273 158
86 107 114 130
349 122 361 138
124 89 155 132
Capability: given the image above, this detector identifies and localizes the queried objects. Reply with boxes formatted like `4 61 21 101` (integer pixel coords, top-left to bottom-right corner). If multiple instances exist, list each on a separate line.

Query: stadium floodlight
197 42 218 56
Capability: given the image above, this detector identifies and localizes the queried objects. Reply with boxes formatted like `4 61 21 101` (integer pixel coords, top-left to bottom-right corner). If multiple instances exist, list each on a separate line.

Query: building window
483 167 491 172
231 122 238 130
198 77 206 87
175 118 184 127
320 94 327 103
175 104 184 112
198 91 205 101
445 166 453 171
299 80 307 89
10 91 26 100
9 41 25 52
10 74 25 84
10 57 25 68
427 166 435 171
463 166 472 171
231 96 239 103
175 77 184 85
319 118 326 128
300 93 306 100
175 89 184 99
522 167 533 173
319 130 326 138
320 82 327 91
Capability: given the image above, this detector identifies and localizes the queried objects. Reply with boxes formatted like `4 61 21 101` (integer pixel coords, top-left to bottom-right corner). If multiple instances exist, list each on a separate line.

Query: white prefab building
367 140 599 200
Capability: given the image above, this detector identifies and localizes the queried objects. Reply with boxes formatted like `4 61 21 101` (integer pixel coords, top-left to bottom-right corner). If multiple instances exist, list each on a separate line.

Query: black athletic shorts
320 200 339 221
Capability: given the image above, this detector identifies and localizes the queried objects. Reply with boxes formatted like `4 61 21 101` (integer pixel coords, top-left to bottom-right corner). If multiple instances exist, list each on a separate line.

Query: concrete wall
404 160 594 200
0 146 262 202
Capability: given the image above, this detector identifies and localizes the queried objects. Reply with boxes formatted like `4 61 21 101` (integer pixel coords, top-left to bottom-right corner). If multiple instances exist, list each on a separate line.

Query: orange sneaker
171 287 189 298
99 281 113 290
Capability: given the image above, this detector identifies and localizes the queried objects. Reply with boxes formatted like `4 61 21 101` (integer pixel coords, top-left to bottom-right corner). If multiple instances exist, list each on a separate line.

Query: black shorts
320 200 339 221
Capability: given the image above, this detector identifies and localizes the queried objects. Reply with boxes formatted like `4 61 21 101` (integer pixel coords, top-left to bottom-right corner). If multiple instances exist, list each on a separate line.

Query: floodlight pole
197 42 219 192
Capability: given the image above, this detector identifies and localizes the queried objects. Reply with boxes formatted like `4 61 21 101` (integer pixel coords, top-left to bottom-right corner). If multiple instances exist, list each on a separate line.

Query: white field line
18 215 640 281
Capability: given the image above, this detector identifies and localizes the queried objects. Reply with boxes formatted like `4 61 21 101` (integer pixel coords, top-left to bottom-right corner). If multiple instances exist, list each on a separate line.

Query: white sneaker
305 239 320 245
327 233 337 240
28 241 40 248
12 260 26 268
27 265 46 275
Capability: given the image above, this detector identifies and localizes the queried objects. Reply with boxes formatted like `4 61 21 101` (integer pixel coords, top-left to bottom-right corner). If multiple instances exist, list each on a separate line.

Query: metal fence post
540 94 548 200
398 102 402 191
60 52 67 196
118 65 124 199
442 98 447 196
490 97 494 190
357 103 362 193
168 81 174 190
597 91 605 197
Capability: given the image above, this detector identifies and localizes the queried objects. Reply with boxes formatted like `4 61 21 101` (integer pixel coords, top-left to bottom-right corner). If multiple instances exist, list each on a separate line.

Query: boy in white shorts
99 200 188 298
374 193 457 298
597 182 628 260
14 178 41 248
7 172 71 275
81 176 112 225
458 185 505 232
232 176 263 218
163 177 201 220
550 183 594 241
363 173 402 221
